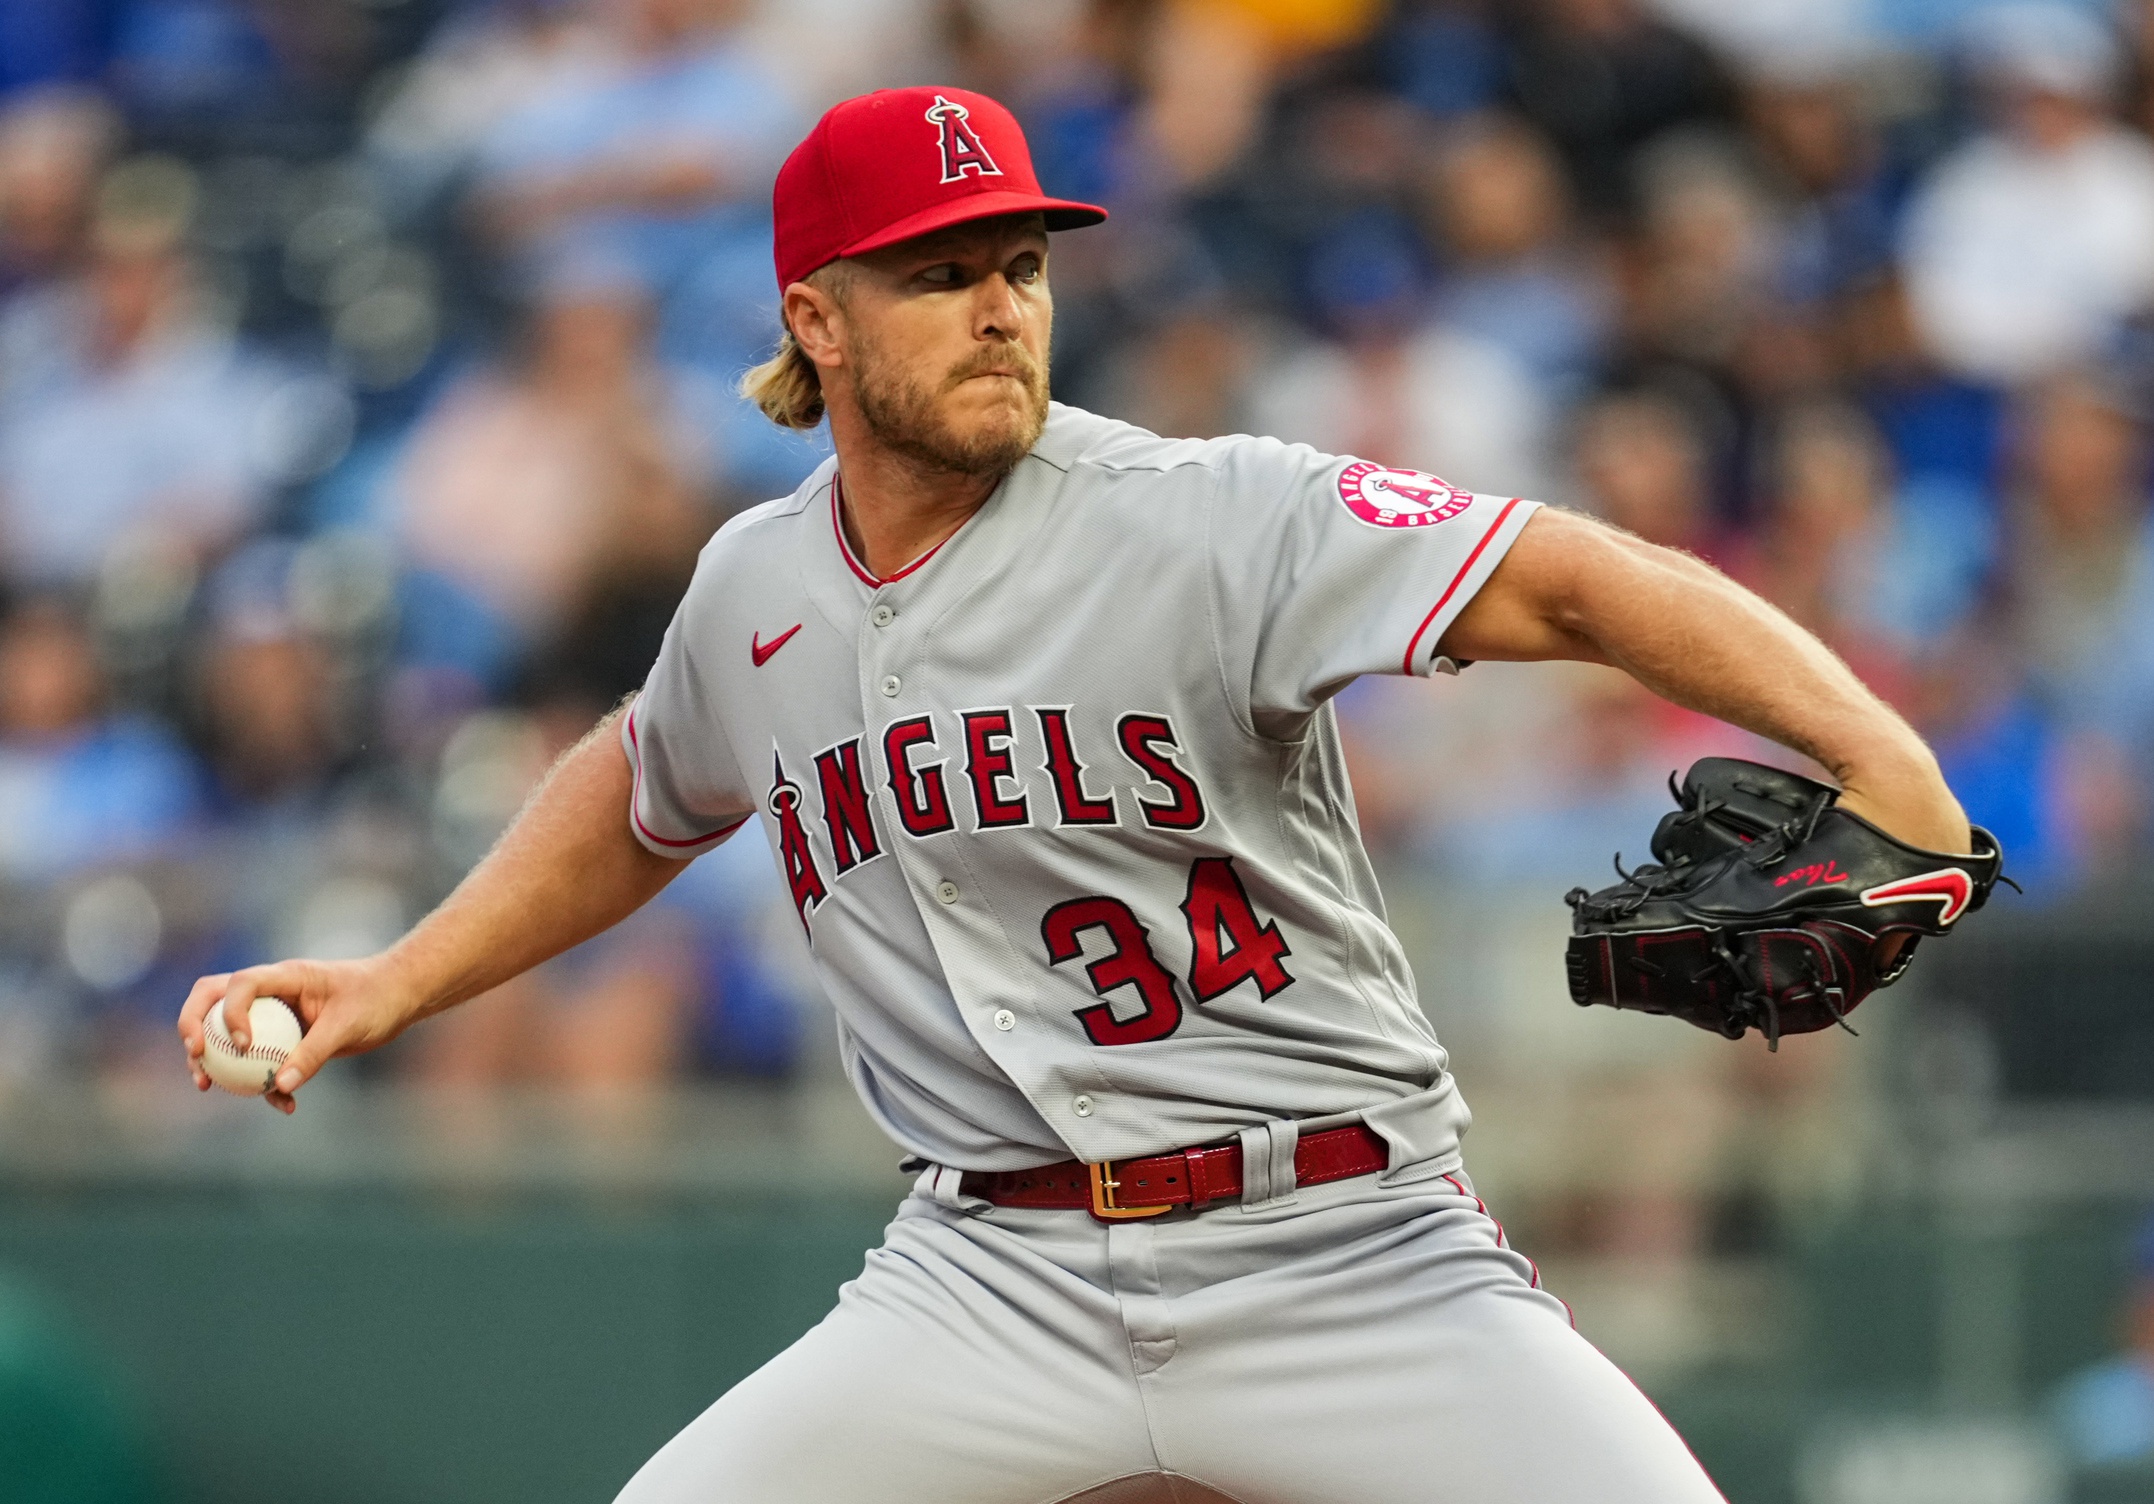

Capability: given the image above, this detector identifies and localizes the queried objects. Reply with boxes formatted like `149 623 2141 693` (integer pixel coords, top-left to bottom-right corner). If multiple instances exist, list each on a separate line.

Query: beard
850 329 1051 479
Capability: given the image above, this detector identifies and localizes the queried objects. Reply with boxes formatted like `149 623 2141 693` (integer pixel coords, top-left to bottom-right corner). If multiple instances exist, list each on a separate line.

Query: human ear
786 282 845 371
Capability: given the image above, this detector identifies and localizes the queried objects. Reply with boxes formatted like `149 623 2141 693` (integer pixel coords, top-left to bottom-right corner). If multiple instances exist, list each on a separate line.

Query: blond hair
740 329 826 430
739 264 850 431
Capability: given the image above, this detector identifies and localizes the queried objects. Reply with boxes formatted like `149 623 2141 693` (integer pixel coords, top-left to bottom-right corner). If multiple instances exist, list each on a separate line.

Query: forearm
1444 512 1970 852
381 705 687 1021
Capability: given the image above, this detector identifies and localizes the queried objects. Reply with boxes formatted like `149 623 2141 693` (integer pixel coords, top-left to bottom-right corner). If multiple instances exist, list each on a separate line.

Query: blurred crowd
4 0 2154 1100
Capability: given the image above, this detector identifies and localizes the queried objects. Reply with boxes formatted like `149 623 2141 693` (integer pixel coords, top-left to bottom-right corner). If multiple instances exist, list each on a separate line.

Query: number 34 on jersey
763 704 1298 1047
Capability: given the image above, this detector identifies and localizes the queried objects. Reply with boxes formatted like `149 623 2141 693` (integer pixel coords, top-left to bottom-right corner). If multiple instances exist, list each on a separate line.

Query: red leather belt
961 1123 1390 1222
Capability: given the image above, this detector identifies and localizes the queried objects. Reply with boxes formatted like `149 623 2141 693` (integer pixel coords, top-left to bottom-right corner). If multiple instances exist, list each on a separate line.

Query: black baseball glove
1564 758 2007 1047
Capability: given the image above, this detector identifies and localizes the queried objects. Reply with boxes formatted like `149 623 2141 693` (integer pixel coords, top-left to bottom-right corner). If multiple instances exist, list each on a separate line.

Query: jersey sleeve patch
1336 462 1476 530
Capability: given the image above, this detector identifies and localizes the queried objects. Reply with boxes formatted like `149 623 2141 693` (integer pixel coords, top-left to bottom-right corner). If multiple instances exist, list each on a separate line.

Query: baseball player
179 88 1974 1502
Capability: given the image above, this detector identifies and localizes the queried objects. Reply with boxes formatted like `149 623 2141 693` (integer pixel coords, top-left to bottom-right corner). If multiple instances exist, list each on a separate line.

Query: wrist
1834 754 1971 855
370 944 448 1028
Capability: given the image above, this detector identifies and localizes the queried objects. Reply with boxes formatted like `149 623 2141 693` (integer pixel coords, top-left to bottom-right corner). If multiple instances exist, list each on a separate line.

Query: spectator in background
2051 1212 2154 1477
1246 136 1553 499
1911 617 2095 892
0 156 280 589
403 682 705 1100
458 0 822 498
182 539 424 967
1420 666 1743 886
194 545 349 817
1571 389 1724 555
104 0 386 140
1424 112 1613 402
388 277 717 685
0 594 198 885
1901 4 2154 386
1113 310 1259 442
1501 0 1733 220
1740 43 1896 311
0 86 118 300
470 0 802 294
1837 271 2006 625
1732 401 1910 701
2009 371 2154 702
403 664 810 1097
1618 133 1801 405
367 0 608 222
1377 0 1507 121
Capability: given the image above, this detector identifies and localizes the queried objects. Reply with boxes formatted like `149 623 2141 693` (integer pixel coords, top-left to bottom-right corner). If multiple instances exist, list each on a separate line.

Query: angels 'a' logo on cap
1336 461 1475 530
925 95 1003 184
1859 867 1975 925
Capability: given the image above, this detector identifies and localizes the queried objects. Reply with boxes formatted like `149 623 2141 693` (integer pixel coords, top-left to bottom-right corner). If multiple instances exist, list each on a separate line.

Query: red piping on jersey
1400 498 1525 677
1617 1369 1730 1500
624 703 750 849
831 475 956 587
1443 1171 1567 1324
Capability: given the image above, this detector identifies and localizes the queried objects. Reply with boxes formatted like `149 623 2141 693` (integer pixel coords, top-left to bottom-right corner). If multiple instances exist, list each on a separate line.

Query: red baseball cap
771 86 1107 292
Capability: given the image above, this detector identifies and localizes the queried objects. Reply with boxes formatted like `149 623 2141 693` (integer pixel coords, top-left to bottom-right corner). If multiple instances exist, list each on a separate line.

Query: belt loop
925 1164 991 1215
1184 1147 1213 1210
1237 1119 1300 1212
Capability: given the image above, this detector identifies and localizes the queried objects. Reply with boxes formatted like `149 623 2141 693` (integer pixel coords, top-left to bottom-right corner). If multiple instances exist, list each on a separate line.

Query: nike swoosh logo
751 624 802 667
1860 867 1975 925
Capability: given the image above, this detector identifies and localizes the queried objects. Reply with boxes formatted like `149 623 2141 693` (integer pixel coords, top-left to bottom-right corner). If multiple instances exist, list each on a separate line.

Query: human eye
1010 254 1043 285
917 263 963 288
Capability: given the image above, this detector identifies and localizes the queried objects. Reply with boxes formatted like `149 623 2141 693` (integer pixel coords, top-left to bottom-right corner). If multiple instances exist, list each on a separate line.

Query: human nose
973 273 1026 343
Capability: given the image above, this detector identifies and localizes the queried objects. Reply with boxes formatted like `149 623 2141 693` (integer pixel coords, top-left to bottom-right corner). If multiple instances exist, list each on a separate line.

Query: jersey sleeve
620 552 758 858
1207 437 1542 721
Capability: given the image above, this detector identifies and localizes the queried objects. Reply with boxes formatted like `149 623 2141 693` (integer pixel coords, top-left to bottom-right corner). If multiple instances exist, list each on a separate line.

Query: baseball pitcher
179 88 1992 1503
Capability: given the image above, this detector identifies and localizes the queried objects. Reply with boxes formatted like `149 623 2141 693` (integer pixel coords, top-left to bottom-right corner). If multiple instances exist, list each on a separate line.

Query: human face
825 215 1053 479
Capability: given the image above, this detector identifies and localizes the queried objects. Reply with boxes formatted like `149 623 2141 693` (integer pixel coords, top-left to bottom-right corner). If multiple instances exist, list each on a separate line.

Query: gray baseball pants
614 1165 1727 1503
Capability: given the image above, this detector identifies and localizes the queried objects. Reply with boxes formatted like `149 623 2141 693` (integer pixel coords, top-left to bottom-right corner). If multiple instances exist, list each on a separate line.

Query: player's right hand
176 957 424 1115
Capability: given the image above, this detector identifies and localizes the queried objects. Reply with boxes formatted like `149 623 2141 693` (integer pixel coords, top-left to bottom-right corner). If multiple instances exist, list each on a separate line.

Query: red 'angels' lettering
768 750 827 933
1044 858 1296 1044
1036 707 1116 826
883 716 956 837
1773 860 1847 889
814 737 881 874
1117 713 1207 830
765 709 1221 935
962 708 1032 829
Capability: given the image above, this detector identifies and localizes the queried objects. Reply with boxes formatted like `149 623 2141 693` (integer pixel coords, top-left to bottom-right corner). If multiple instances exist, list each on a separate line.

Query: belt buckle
1088 1160 1170 1221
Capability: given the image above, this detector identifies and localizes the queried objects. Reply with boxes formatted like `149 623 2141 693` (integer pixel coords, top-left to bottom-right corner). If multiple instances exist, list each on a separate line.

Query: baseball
200 996 302 1097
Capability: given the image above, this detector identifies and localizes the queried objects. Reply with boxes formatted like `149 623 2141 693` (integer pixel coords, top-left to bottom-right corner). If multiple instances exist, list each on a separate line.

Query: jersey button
1072 1095 1094 1117
871 604 896 628
992 1008 1016 1031
879 674 902 697
935 880 959 905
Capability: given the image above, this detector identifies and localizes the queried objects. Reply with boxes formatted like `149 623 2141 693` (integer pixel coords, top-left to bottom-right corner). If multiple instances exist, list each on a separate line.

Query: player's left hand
1563 757 2005 1047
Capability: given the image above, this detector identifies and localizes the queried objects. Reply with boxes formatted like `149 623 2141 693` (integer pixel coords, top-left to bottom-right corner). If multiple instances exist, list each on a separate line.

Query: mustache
943 343 1044 392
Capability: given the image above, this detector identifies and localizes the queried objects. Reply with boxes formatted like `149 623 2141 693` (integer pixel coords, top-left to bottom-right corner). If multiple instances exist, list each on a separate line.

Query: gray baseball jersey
614 404 1730 1504
623 402 1539 1172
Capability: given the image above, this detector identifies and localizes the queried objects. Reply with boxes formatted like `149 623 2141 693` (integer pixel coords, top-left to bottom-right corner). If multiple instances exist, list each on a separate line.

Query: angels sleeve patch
1336 461 1475 530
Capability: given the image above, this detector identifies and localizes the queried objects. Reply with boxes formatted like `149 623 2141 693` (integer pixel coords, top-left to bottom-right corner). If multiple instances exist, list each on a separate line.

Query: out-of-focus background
0 0 2151 1499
